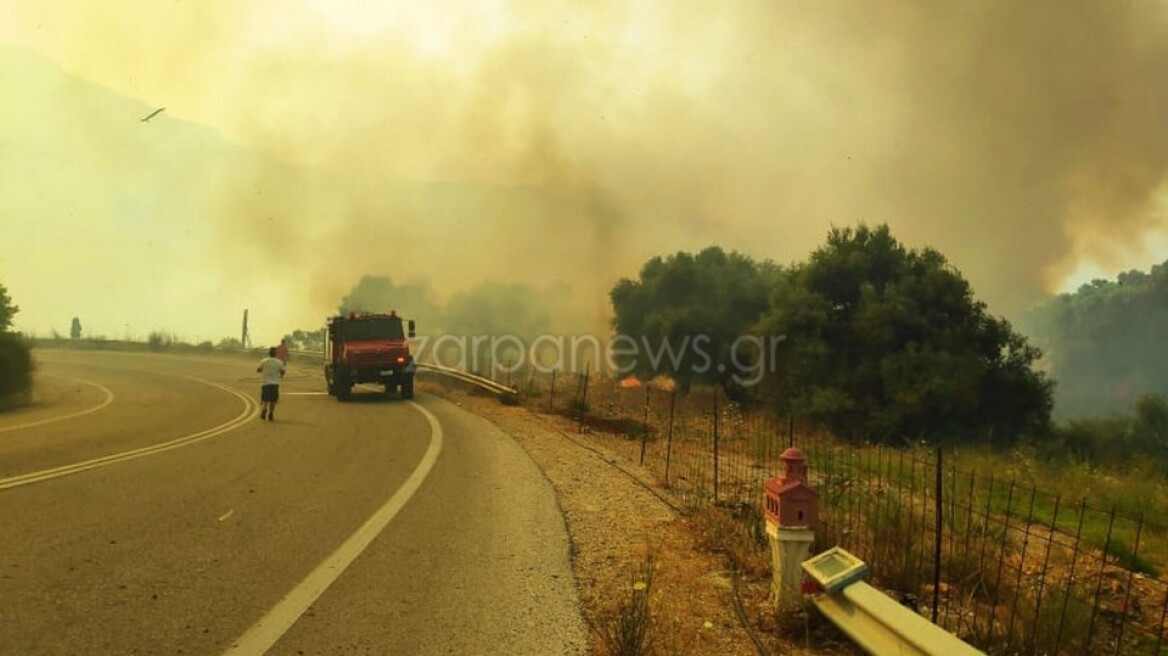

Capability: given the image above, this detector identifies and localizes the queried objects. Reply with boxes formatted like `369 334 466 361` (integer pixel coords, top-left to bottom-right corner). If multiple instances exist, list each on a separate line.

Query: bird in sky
140 107 165 122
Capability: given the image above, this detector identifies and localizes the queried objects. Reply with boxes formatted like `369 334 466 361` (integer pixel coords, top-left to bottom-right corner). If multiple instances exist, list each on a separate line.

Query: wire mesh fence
504 366 1168 656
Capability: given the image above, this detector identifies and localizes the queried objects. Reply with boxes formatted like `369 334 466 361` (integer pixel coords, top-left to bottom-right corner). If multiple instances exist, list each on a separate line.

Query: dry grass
596 552 656 656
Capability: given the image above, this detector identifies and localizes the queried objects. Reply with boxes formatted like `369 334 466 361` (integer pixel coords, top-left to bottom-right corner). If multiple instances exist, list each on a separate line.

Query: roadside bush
596 552 655 656
0 332 34 409
147 331 172 351
1033 395 1168 475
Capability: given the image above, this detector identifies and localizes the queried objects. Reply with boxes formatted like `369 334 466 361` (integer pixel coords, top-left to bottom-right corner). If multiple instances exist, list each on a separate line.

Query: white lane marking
223 401 444 656
0 378 257 491
0 376 116 434
283 392 328 396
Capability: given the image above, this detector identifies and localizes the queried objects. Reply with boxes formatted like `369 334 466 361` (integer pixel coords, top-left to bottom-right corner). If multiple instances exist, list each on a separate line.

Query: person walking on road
257 346 286 422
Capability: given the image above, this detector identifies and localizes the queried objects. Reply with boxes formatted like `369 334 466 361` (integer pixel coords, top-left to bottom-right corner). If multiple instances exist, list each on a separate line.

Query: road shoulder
421 382 765 655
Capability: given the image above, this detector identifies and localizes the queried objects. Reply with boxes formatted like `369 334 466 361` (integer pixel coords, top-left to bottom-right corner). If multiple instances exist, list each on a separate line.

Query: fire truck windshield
345 318 404 340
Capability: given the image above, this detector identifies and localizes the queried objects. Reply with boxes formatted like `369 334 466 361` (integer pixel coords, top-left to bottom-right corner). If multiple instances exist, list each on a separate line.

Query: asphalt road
0 348 588 655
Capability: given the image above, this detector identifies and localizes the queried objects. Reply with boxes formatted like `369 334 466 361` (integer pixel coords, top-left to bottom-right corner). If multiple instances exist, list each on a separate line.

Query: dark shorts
261 384 280 402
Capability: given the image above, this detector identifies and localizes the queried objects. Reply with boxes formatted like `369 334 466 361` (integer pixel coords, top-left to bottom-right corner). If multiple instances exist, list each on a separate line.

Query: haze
2 0 1167 346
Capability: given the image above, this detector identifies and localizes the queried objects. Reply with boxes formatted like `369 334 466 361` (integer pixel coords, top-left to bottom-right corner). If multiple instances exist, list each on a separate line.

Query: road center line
223 401 445 656
0 376 115 434
0 378 256 491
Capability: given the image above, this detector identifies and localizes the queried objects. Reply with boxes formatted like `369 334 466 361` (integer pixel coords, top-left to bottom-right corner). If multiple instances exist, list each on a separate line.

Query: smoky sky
4 0 1168 339
219 0 1168 316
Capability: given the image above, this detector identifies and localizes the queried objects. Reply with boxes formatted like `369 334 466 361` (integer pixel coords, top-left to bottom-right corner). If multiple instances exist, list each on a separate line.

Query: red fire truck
324 310 416 401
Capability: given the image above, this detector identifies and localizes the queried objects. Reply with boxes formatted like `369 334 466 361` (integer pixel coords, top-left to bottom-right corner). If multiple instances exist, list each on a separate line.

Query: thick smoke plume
221 0 1168 321
4 0 1168 339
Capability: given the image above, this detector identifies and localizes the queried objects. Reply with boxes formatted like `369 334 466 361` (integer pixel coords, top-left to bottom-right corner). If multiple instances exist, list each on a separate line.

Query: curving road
0 348 587 655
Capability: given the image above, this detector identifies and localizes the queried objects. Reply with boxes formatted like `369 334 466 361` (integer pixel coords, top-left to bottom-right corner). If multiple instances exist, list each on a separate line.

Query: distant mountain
0 45 253 215
0 46 280 339
0 47 614 340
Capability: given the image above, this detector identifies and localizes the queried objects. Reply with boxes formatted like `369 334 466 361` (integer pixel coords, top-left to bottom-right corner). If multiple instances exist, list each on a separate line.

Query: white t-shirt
258 357 285 385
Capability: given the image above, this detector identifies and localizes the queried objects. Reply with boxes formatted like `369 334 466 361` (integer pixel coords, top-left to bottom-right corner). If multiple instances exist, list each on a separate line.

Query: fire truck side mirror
407 320 416 338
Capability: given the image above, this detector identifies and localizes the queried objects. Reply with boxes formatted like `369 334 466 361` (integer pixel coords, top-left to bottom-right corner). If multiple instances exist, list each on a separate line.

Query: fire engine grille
350 351 391 367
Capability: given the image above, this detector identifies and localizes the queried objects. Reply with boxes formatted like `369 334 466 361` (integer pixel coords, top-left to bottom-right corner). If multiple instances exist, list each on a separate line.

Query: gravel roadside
419 380 781 656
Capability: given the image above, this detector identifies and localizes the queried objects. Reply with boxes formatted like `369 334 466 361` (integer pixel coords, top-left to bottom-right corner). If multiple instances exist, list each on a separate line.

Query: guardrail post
764 447 819 611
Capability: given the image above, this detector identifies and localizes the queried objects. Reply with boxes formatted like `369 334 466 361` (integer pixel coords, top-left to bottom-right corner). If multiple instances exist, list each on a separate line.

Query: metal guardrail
811 581 985 656
803 548 986 656
415 362 520 403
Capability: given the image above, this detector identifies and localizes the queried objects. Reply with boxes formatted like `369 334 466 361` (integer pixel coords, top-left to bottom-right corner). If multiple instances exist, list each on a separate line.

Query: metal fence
504 367 1168 656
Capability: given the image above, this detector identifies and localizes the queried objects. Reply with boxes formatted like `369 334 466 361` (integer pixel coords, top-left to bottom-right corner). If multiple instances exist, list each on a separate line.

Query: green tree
337 275 443 332
759 224 1052 444
609 246 781 395
1041 393 1168 473
440 281 581 373
1130 393 1168 461
0 284 17 332
0 283 32 409
1023 261 1168 419
444 281 558 340
290 328 326 352
0 333 33 400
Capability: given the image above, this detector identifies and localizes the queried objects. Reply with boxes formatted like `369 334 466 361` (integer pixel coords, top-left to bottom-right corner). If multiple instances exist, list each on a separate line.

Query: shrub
0 332 33 408
147 331 172 351
596 552 655 656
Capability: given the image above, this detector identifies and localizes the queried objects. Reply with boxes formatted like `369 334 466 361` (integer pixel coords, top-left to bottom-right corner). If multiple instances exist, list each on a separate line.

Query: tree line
318 224 1056 446
7 221 1161 466
610 224 1054 446
1023 261 1168 420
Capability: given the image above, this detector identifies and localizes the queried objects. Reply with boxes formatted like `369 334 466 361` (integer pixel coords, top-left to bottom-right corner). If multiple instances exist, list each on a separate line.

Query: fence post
1154 569 1168 654
1053 498 1088 654
576 367 590 427
953 469 976 637
1114 513 1145 654
639 385 650 466
969 473 996 643
664 389 676 486
1085 504 1118 655
1007 488 1038 645
712 388 720 504
988 480 1017 646
932 446 943 624
1031 495 1062 649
